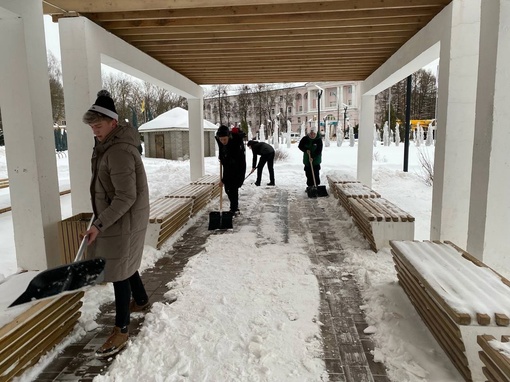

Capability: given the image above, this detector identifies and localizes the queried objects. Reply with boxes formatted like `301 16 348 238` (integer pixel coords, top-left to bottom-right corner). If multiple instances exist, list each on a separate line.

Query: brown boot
95 326 128 358
130 299 151 313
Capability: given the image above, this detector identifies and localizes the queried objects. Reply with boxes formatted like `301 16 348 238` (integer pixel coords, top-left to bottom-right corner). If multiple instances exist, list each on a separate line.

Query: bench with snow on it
327 175 413 251
390 240 510 382
326 174 380 212
165 182 217 217
477 334 510 382
0 276 84 382
145 197 193 249
0 178 8 189
350 197 414 252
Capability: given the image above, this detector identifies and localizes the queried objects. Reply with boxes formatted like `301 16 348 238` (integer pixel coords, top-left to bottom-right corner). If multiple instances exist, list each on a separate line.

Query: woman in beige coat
83 90 150 358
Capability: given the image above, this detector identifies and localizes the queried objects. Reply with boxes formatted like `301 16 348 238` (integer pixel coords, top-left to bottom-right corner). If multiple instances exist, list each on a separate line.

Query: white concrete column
357 93 375 186
430 0 481 246
467 0 510 275
188 98 205 181
59 17 102 215
0 1 61 269
350 84 356 107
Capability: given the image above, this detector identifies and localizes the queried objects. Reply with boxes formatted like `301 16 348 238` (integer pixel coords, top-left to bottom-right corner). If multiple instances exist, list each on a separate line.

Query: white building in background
203 81 361 139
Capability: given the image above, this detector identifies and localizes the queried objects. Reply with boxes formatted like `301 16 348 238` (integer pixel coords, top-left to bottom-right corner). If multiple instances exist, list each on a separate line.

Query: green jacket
298 133 323 166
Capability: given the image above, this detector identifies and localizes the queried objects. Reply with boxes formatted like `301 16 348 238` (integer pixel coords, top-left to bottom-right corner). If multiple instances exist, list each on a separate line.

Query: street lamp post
314 85 324 136
343 105 348 138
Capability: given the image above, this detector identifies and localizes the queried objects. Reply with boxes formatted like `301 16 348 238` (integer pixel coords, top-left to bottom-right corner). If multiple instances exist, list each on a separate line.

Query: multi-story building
204 81 361 139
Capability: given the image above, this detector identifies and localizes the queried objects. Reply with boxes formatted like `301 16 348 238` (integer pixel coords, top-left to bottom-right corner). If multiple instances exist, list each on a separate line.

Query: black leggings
256 152 275 184
304 164 321 187
113 271 148 329
224 184 240 212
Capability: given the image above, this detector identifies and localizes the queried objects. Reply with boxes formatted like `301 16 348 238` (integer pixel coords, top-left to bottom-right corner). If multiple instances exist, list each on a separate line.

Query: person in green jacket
298 127 323 189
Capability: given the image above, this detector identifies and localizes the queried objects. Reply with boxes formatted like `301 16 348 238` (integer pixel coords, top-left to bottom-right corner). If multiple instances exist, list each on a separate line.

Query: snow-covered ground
0 140 468 381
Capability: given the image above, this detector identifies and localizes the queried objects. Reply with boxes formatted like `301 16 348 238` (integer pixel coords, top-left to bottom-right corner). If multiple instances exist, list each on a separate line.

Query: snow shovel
307 156 328 198
208 165 233 230
9 217 106 308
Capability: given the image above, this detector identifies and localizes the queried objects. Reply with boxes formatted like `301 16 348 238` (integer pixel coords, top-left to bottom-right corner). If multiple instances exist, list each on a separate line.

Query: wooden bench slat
478 334 510 380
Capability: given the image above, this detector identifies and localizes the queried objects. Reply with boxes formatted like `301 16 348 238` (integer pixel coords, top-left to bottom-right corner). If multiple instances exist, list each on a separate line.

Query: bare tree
235 85 252 134
48 52 65 124
207 85 231 125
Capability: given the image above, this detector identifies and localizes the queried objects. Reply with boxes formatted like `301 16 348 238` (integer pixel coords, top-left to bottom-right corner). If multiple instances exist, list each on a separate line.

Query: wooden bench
0 289 84 382
327 175 380 212
350 197 415 251
145 197 193 249
145 175 220 249
58 212 92 264
0 178 8 189
326 175 414 251
165 183 216 217
191 175 221 201
478 334 510 381
391 240 510 382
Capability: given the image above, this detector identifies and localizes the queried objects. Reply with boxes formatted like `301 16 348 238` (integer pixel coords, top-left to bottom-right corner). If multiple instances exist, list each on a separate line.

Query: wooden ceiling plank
159 55 388 64
111 17 430 36
122 25 420 42
44 0 408 14
134 35 405 48
82 0 448 22
93 8 440 29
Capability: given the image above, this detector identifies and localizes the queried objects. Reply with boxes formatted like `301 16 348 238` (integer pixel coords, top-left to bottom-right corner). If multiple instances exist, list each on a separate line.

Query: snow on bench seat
391 240 510 382
326 175 379 211
326 175 413 251
477 334 510 381
0 178 8 189
350 198 414 251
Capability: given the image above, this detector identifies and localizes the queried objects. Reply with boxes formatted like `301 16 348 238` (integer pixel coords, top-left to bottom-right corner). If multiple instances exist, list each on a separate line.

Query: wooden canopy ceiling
43 0 452 85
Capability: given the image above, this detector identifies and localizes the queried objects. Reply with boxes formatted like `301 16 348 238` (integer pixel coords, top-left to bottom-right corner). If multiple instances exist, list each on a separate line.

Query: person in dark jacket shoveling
247 140 275 186
83 90 151 358
298 127 323 190
215 125 246 215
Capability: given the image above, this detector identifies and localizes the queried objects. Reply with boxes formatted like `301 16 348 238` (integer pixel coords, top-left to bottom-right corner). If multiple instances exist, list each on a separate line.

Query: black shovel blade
220 211 233 229
317 185 329 197
208 211 233 230
208 211 221 230
307 186 318 198
9 258 106 308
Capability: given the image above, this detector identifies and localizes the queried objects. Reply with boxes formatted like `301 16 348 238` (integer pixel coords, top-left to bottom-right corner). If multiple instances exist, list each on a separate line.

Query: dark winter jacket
215 132 247 188
249 141 275 169
298 133 323 166
88 124 150 282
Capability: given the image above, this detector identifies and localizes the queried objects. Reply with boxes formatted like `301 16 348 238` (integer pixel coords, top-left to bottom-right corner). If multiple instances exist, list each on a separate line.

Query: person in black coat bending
247 140 275 186
215 125 246 214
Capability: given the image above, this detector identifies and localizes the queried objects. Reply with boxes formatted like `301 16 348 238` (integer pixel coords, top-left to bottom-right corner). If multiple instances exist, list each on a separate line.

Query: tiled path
34 188 390 382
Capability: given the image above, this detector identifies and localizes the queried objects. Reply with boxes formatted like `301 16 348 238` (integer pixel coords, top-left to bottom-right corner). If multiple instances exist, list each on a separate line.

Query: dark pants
224 184 240 212
256 152 275 184
113 271 148 330
304 164 321 187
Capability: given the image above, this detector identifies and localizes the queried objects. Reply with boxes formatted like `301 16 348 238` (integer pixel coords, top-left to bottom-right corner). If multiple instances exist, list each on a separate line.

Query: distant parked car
290 132 301 143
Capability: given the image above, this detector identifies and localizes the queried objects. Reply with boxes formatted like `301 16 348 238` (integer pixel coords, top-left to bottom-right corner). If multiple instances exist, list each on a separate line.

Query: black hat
217 125 230 137
88 90 118 120
247 140 256 147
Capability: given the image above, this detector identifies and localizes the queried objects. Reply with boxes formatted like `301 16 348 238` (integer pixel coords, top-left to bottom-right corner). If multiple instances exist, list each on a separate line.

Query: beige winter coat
88 124 150 282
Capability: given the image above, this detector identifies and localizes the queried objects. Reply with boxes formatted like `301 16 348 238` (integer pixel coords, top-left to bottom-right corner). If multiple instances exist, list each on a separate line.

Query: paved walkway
34 188 390 382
